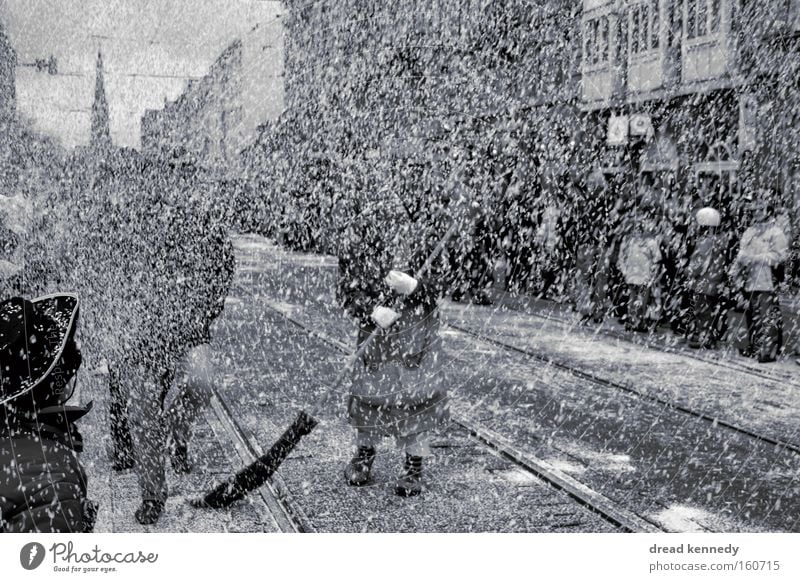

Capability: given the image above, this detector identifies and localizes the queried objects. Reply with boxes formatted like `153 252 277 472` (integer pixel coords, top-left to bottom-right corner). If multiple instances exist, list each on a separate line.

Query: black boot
739 346 757 358
344 446 376 486
394 454 423 497
171 444 192 474
135 500 164 525
472 291 493 306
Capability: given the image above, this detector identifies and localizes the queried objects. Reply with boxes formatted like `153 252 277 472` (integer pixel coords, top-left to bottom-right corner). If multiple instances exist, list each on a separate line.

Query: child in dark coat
337 198 450 497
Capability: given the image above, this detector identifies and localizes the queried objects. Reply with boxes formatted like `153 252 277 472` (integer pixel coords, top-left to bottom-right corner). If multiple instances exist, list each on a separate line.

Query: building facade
140 18 284 173
278 0 581 165
258 0 585 253
256 0 799 276
0 21 16 120
579 0 800 235
1 20 17 194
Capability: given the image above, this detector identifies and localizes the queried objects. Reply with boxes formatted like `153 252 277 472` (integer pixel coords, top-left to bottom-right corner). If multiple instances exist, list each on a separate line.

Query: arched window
695 140 737 173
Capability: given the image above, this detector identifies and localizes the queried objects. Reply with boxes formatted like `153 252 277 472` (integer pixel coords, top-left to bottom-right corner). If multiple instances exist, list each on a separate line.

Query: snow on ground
229 235 800 532
444 303 800 446
650 504 755 533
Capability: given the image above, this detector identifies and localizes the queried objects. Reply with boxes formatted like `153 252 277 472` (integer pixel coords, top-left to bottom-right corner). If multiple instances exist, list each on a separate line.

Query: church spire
90 50 112 151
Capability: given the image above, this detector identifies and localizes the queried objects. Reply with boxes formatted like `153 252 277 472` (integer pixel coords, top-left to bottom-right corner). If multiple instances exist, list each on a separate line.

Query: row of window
584 0 738 67
630 1 660 55
686 0 723 39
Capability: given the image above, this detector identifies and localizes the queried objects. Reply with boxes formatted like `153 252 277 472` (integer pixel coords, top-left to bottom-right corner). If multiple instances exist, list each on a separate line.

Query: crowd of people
275 147 798 366
3 139 799 532
465 168 798 366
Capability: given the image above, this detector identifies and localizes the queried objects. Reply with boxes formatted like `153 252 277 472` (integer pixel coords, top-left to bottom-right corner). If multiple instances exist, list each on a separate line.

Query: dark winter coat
94 167 235 503
1 406 93 532
0 295 93 533
117 183 236 377
687 232 730 297
337 204 450 439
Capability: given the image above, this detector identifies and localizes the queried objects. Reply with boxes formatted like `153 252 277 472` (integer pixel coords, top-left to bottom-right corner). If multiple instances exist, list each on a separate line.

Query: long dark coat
337 199 450 440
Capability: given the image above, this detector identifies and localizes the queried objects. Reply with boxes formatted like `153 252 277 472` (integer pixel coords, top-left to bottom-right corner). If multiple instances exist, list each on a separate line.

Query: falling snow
2 1 800 534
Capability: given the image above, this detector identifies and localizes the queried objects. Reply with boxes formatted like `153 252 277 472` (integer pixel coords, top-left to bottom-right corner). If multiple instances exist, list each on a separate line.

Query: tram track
254 297 662 533
227 237 800 532
445 319 800 457
206 383 315 533
255 236 799 389
246 246 800 455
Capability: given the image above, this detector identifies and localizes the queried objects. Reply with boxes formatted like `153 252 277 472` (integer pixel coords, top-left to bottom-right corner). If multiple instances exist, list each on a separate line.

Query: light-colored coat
618 232 662 286
734 222 788 292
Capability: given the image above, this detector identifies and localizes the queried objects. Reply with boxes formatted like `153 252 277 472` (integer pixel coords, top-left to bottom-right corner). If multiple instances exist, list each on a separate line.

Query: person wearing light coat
617 212 663 332
731 194 788 363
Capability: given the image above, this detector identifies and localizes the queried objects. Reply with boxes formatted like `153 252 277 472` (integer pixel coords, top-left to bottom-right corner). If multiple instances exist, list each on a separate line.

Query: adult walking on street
534 191 563 300
660 191 694 335
731 191 789 363
337 177 450 497
105 160 235 525
571 169 609 323
617 203 664 332
686 207 731 349
448 160 496 306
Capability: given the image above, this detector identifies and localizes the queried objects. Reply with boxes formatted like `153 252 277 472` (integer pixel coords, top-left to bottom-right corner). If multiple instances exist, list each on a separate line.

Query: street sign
607 114 628 146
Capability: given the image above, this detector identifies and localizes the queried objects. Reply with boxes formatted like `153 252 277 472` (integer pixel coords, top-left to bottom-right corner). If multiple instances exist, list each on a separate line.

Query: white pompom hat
696 207 721 227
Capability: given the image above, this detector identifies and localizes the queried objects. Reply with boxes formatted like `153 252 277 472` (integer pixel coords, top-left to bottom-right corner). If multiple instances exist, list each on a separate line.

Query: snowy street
4 3 800 564
76 236 800 532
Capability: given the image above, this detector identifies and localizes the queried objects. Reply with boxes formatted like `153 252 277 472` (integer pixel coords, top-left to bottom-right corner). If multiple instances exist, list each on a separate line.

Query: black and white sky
0 0 284 149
